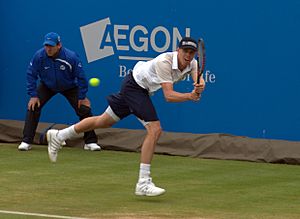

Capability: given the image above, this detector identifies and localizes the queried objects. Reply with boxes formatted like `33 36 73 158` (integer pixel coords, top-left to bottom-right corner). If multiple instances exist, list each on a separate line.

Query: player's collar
172 51 179 70
172 51 192 72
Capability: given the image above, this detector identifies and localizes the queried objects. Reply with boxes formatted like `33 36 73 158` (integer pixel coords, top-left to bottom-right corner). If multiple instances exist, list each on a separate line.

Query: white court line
0 209 89 219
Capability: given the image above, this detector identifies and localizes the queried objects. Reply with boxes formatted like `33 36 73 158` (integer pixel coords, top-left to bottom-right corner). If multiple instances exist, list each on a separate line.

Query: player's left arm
191 61 205 94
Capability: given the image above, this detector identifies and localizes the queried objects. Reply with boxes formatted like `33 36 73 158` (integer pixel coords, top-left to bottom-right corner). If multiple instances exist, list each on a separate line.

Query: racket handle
197 73 201 84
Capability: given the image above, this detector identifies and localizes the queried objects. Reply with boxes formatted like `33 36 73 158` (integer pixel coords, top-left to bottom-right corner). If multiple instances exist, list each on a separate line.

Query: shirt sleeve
26 54 39 97
155 59 173 83
73 54 88 100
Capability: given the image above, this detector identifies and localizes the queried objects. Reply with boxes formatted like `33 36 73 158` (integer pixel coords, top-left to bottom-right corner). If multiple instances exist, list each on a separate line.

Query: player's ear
57 42 62 48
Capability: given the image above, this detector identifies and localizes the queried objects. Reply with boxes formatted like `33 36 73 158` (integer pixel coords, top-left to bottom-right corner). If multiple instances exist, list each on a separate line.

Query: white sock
139 163 151 180
57 125 78 141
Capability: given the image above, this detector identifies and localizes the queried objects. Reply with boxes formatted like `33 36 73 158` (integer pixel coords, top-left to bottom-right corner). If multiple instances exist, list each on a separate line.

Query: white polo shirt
132 51 197 94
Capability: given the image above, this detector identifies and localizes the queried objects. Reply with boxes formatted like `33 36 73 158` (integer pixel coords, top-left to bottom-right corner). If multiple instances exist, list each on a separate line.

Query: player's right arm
156 56 200 102
161 82 200 102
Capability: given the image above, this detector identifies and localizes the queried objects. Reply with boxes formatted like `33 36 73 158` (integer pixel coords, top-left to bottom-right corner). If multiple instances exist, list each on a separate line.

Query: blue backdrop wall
1 0 299 141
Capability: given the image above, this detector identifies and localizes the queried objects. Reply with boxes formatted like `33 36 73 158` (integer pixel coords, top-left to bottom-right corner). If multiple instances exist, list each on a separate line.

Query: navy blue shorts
106 73 159 122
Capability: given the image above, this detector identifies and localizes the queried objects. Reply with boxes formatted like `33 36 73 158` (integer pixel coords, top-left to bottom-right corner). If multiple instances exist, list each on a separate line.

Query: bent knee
94 113 116 128
147 121 162 138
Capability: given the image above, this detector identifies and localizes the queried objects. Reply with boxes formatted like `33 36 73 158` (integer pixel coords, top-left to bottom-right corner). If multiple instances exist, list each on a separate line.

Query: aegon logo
80 17 192 63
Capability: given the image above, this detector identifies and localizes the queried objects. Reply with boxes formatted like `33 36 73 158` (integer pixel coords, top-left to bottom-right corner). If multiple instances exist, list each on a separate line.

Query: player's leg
72 92 130 133
19 83 55 150
134 121 165 197
74 109 118 132
120 73 166 196
47 109 117 162
47 92 130 162
140 121 162 164
61 87 100 151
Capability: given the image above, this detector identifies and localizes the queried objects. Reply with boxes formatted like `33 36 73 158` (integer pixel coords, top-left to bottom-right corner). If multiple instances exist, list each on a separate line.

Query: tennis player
47 37 205 196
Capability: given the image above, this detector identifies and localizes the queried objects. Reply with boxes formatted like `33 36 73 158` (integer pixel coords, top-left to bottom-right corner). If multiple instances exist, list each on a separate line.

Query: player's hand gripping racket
196 38 206 84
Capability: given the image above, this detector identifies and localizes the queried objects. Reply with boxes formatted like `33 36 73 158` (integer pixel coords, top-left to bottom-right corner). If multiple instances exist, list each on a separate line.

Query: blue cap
43 32 61 46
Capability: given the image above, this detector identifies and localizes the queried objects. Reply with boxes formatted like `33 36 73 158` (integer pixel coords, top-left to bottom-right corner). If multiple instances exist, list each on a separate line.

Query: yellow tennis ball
89 78 100 87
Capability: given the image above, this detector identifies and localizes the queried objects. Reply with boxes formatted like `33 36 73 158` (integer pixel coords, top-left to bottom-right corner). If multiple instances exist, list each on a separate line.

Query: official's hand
28 97 40 111
78 97 91 108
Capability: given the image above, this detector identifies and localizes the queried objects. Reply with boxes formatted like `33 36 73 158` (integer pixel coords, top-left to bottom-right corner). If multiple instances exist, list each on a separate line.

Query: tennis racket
196 38 206 84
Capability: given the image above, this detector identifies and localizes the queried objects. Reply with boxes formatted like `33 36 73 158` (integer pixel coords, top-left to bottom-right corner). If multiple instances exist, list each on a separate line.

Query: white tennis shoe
47 129 63 162
135 178 166 197
18 142 31 151
84 143 101 151
18 141 65 151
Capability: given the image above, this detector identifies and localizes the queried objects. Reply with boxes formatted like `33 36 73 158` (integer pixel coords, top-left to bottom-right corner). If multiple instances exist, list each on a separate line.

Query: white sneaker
18 142 31 151
135 178 166 197
47 129 63 162
84 143 101 151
